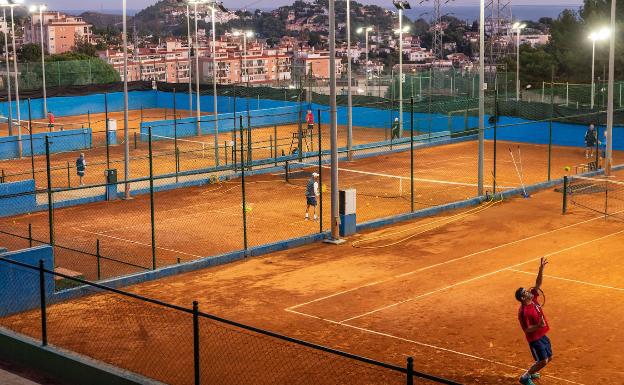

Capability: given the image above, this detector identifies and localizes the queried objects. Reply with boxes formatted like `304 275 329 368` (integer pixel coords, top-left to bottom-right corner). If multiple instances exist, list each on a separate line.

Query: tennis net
285 161 517 204
566 175 624 218
139 132 215 159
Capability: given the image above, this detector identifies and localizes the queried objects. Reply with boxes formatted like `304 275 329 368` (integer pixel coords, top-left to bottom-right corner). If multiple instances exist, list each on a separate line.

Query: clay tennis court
0 139 618 282
0 116 403 188
1 182 623 384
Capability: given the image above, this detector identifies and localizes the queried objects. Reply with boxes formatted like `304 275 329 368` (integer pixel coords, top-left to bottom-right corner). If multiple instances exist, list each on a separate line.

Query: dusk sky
45 0 582 11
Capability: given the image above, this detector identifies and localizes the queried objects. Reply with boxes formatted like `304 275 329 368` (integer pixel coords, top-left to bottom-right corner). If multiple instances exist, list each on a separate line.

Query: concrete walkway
0 368 41 385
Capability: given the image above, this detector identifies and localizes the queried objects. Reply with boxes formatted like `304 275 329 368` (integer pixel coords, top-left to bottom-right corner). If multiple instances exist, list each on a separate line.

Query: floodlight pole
194 1 201 137
33 5 48 118
3 7 13 137
591 38 596 109
10 6 21 158
211 3 219 166
365 28 369 96
346 0 353 160
123 0 131 198
186 4 193 117
398 8 403 136
516 28 520 101
605 0 616 175
478 0 484 196
329 0 340 241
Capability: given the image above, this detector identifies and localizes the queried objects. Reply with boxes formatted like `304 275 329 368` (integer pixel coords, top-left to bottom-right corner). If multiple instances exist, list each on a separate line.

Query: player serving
514 258 552 385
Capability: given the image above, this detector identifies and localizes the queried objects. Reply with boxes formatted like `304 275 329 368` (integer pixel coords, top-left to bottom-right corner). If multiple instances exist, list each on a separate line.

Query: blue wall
0 180 36 216
0 245 54 317
485 117 624 150
0 129 92 160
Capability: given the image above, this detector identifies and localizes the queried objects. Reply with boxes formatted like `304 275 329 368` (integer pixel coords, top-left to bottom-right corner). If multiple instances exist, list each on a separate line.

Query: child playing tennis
514 258 551 385
584 124 597 159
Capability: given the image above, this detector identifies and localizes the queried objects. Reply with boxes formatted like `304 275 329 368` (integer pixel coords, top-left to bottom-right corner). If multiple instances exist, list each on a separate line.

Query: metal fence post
406 356 413 385
96 239 101 281
45 135 54 247
28 98 35 180
410 97 414 212
104 93 110 170
317 109 323 233
173 88 179 183
39 259 47 346
247 113 252 170
28 223 32 247
193 301 200 385
239 117 248 253
148 127 156 270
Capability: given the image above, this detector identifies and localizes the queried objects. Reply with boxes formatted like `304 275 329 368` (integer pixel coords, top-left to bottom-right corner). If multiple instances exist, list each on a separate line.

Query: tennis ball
564 166 571 172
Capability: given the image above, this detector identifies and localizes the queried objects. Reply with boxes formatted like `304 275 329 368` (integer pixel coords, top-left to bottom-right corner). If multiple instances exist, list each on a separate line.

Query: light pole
186 3 193 117
478 0 484 196
605 0 616 175
122 0 130 198
512 22 526 101
357 26 373 97
393 0 411 137
29 4 47 119
588 28 609 110
233 30 253 84
1 0 23 158
206 0 226 166
2 6 13 137
189 0 206 137
345 0 353 160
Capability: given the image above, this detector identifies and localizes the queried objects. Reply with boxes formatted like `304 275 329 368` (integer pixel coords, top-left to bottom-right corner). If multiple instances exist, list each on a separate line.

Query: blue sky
47 0 582 11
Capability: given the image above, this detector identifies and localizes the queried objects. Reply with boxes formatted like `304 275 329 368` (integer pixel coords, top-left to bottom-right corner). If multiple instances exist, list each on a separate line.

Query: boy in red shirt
306 109 314 131
514 258 552 385
47 111 55 131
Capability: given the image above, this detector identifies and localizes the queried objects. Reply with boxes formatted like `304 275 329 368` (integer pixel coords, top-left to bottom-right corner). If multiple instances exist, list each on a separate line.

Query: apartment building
25 11 92 54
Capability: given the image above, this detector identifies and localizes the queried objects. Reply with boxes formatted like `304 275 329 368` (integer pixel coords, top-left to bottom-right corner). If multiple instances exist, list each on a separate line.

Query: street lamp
393 0 410 137
345 0 353 160
588 27 610 109
356 26 373 97
29 4 48 119
356 27 373 95
122 0 130 198
512 22 526 101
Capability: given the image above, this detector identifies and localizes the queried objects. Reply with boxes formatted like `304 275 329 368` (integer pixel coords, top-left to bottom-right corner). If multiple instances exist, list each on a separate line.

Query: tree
73 36 97 57
18 43 41 62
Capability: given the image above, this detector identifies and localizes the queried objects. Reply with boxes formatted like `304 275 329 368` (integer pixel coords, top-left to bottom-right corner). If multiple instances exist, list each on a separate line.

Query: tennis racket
530 286 546 307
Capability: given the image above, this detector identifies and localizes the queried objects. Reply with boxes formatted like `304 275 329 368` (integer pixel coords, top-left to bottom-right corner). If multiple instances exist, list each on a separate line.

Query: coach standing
76 153 87 186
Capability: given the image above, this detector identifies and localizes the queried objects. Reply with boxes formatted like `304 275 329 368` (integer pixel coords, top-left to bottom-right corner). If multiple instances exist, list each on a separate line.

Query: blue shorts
306 196 317 206
529 335 552 362
77 170 85 177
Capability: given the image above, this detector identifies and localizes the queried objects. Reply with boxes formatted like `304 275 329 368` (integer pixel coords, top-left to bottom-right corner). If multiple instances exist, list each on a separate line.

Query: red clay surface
1 187 623 384
0 139 619 281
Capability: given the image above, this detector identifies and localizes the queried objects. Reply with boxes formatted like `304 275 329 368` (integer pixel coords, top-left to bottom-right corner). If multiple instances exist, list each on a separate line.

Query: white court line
286 212 615 311
508 268 624 292
73 227 203 258
338 228 624 324
285 308 585 385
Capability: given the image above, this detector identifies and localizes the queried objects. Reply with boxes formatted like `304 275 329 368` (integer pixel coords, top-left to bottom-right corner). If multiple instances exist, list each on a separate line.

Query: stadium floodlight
512 22 527 101
392 0 411 10
30 4 48 119
0 0 24 157
588 27 610 109
232 30 254 84
357 26 373 95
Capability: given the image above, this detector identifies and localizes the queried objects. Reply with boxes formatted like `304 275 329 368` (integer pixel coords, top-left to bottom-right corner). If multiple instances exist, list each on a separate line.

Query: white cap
312 172 319 177
394 117 399 121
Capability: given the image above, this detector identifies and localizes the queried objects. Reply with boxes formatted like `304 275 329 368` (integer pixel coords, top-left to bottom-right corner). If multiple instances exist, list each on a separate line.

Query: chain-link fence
0 255 461 385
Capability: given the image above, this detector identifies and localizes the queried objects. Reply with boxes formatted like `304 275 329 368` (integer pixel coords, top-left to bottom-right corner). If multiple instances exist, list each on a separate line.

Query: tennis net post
562 175 568 214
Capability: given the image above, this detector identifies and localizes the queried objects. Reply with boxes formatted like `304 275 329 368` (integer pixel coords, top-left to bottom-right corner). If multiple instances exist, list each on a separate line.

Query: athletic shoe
314 215 318 221
530 373 540 380
519 377 536 385
305 214 309 220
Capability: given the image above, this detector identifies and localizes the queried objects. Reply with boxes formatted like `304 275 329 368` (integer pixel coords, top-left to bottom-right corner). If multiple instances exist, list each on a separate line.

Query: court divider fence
0 254 462 385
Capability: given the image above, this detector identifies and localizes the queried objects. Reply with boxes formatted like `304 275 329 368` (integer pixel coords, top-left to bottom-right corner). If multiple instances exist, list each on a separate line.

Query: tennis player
76 153 87 186
584 124 597 159
391 117 400 140
306 109 314 131
47 111 55 131
305 172 319 221
515 258 551 385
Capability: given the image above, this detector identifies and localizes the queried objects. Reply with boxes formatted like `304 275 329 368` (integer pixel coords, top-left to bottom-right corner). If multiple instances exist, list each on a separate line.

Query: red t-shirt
518 288 550 342
306 112 314 124
48 113 55 124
